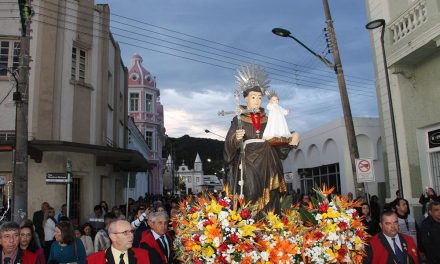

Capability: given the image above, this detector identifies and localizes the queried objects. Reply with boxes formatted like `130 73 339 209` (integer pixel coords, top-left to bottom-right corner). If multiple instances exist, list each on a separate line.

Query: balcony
0 130 15 146
387 0 440 65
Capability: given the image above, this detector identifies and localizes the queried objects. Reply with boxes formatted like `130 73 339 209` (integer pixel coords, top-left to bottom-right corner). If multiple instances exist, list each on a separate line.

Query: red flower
338 247 347 257
218 242 228 252
318 202 329 213
314 232 324 239
356 229 365 238
338 221 348 231
229 233 239 243
203 219 213 227
282 215 289 225
218 199 229 207
352 211 359 218
240 208 251 219
216 255 228 263
190 207 198 213
193 234 200 242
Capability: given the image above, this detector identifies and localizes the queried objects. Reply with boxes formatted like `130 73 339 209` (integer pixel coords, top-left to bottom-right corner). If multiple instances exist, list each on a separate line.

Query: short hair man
87 220 150 263
32 201 49 247
94 212 116 252
394 198 418 246
0 222 37 264
365 211 419 264
139 211 173 263
420 201 440 263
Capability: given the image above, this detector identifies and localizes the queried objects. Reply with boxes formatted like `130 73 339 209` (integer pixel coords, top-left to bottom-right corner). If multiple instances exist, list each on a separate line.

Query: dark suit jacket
86 247 150 264
32 210 45 246
139 230 174 264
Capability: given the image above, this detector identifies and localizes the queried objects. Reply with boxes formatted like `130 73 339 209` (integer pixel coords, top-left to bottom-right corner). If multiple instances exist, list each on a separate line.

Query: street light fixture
366 19 404 198
272 26 364 197
272 28 334 69
204 129 225 139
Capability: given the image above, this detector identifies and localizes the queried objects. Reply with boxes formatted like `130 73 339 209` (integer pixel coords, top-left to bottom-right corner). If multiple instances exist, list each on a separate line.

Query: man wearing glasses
87 220 150 263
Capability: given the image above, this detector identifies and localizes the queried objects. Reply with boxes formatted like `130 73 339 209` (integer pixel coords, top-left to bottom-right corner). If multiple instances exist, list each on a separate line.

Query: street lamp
272 27 363 197
204 129 225 139
366 19 403 198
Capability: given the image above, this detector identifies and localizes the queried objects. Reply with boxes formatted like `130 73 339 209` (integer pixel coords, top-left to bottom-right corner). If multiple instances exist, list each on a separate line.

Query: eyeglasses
112 230 134 236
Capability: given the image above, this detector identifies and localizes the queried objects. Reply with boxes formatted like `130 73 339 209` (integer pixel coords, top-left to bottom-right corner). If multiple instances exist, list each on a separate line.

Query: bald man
87 220 150 263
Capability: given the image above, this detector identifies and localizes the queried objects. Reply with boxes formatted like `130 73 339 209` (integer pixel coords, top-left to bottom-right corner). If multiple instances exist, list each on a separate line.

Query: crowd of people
0 188 439 263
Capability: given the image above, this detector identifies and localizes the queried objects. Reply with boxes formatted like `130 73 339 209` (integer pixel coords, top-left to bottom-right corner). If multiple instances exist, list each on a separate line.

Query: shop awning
28 140 150 172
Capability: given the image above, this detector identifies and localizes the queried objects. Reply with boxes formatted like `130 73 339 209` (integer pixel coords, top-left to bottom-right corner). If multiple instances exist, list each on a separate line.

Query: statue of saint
224 65 300 216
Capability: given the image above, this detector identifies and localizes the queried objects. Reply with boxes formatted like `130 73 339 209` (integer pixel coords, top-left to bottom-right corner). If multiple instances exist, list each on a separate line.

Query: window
71 47 87 82
298 163 341 195
145 131 153 149
129 93 139 111
0 40 20 76
145 93 153 113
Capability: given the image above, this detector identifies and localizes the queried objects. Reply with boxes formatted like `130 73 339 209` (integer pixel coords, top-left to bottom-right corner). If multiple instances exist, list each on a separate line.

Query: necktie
160 235 169 258
4 257 11 264
119 253 125 264
392 237 405 264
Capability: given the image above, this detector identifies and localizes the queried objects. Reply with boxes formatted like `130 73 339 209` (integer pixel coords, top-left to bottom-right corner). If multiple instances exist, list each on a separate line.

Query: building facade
127 54 165 194
283 118 384 199
365 0 440 215
176 153 222 195
0 1 147 224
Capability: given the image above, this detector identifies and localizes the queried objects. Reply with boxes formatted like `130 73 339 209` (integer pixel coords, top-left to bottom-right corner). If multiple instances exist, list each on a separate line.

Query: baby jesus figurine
262 91 292 145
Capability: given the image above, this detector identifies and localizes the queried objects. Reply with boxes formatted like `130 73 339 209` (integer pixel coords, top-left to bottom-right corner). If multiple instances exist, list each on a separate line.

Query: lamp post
204 129 225 139
272 27 364 197
366 19 403 198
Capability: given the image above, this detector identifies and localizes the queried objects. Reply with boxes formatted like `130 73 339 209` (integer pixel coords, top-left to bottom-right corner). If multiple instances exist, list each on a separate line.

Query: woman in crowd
43 206 56 260
74 226 94 256
48 221 86 264
100 200 109 214
82 222 95 241
20 220 46 264
360 203 380 237
419 187 440 217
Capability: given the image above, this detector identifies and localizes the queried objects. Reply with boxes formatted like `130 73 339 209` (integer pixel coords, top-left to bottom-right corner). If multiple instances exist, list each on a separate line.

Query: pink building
127 54 165 194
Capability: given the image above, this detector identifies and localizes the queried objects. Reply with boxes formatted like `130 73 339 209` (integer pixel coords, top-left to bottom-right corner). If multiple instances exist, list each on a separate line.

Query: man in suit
32 201 49 247
87 220 150 263
0 222 37 264
365 211 419 264
139 211 174 264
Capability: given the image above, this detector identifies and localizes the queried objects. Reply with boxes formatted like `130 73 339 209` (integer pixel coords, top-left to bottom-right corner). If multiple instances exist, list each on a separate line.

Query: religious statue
224 65 300 216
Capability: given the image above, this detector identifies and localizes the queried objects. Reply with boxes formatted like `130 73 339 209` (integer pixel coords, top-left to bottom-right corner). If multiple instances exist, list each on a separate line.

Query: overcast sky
96 0 377 139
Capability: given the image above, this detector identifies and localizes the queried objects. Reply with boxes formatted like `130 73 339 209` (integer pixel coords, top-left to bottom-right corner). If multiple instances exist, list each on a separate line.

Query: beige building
365 0 440 216
0 1 147 224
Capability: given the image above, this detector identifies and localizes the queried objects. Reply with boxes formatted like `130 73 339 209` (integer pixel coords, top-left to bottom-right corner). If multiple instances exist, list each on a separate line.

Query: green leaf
280 195 293 210
311 196 319 208
298 207 318 226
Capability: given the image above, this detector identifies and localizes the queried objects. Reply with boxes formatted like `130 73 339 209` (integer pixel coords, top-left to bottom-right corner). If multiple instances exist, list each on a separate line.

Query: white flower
327 232 338 241
315 214 323 221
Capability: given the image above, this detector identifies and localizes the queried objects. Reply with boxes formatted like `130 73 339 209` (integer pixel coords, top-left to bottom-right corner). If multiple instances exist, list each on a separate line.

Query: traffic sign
355 158 375 183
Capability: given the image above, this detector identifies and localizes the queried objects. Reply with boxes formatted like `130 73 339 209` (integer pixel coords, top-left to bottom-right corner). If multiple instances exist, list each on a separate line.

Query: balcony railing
0 130 15 143
390 0 427 44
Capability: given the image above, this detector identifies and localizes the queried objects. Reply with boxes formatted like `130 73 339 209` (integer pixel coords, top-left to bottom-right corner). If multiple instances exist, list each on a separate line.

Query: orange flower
241 256 253 264
322 184 336 196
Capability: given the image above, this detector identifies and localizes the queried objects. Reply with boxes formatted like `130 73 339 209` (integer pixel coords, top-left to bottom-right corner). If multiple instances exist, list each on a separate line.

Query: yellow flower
228 210 242 222
189 212 199 220
326 248 336 259
326 207 340 218
239 224 257 237
202 246 215 258
206 200 222 215
192 244 202 252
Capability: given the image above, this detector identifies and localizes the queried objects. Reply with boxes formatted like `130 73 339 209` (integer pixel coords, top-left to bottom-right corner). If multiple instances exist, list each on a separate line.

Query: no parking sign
355 158 375 183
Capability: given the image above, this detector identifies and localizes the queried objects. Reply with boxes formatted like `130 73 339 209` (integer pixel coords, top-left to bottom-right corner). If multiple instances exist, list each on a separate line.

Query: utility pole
13 0 31 222
322 0 364 197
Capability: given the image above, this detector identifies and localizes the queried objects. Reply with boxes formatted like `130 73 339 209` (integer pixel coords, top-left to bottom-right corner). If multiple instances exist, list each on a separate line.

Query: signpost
45 173 68 183
355 158 375 205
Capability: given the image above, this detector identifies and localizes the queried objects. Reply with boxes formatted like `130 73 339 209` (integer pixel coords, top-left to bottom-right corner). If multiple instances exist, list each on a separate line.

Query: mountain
164 135 225 178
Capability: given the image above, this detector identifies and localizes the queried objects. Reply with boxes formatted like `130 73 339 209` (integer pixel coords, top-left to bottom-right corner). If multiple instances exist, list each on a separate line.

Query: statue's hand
235 129 245 141
289 131 300 147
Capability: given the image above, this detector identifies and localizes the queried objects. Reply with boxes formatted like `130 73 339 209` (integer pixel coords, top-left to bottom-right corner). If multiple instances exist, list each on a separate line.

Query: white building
176 153 222 194
365 0 440 215
283 117 384 198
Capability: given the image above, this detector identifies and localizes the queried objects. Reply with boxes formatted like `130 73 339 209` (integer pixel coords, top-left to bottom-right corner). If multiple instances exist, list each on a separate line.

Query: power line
24 8 375 97
26 0 375 85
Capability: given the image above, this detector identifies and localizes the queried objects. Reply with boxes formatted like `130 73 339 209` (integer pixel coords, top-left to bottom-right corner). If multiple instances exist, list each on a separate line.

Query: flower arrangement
173 186 368 264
